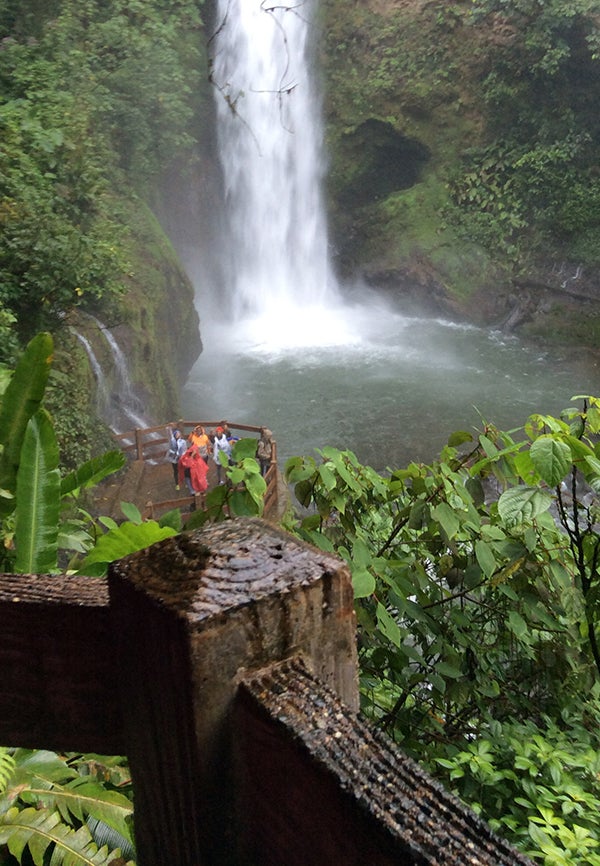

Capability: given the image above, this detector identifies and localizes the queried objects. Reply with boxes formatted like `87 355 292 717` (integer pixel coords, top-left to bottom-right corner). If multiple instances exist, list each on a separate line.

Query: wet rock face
337 119 431 208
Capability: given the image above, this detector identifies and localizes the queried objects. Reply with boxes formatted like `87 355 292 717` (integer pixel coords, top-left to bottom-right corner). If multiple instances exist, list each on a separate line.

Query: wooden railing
0 519 533 866
113 421 279 519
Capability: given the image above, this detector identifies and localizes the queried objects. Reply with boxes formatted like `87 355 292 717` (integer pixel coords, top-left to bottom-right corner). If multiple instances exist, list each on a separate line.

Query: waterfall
96 323 149 429
74 318 151 432
73 332 111 417
210 0 355 349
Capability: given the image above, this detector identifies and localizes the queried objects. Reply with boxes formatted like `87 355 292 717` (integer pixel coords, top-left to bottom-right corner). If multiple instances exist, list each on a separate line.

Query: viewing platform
94 421 283 522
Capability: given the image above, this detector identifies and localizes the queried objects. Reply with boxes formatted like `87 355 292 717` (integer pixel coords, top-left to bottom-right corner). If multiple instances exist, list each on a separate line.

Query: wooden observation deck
97 421 281 522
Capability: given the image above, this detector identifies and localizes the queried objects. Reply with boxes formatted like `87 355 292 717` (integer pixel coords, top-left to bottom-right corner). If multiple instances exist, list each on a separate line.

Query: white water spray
211 0 356 349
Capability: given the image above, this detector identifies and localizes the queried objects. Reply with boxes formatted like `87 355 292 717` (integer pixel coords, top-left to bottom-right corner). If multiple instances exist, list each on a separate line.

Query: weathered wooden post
1 518 534 866
135 427 145 461
0 574 122 753
108 517 358 866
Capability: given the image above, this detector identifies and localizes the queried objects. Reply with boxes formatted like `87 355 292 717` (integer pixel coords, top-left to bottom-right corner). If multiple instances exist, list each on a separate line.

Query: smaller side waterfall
73 318 151 433
73 332 111 417
95 321 149 429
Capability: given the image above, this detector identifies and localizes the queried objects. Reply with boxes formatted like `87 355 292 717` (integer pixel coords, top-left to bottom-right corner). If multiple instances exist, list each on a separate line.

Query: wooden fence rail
113 421 267 463
114 421 279 521
0 519 533 866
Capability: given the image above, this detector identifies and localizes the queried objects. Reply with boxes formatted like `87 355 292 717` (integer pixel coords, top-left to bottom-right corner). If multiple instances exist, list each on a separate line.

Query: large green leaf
60 451 126 498
497 485 553 528
475 539 497 578
529 436 572 487
6 750 77 790
15 409 60 574
231 437 260 461
0 333 53 514
229 489 261 516
79 521 178 573
21 779 133 849
243 467 266 508
352 568 376 598
432 502 460 540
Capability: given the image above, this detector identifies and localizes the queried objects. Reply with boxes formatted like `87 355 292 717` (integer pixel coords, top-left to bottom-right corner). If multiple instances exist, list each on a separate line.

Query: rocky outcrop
319 0 600 341
53 198 201 449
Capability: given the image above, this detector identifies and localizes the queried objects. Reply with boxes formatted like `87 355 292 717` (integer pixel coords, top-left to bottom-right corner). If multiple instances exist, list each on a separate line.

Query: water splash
211 0 346 344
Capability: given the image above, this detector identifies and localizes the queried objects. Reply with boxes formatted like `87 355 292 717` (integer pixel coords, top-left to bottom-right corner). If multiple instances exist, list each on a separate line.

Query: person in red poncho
178 444 209 496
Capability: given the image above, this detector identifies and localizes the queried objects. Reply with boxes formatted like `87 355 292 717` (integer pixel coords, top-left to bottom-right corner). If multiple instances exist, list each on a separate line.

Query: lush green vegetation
448 0 600 266
0 333 269 865
322 0 600 301
0 750 135 866
0 0 204 346
284 395 600 865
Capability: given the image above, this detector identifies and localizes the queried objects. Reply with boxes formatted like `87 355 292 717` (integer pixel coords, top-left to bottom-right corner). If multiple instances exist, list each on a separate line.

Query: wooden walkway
94 421 282 522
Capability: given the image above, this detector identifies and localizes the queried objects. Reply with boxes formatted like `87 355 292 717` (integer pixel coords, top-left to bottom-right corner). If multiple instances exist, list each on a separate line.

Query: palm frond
0 748 15 795
0 806 131 866
22 778 134 849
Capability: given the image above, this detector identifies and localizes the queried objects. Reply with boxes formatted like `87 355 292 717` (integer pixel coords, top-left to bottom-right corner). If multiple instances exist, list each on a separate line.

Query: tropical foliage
0 749 135 866
0 333 126 574
448 1 600 265
284 395 600 865
0 334 269 864
0 0 205 344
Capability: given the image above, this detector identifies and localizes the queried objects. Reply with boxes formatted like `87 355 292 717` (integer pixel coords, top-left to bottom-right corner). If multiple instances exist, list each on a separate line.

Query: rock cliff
318 0 600 344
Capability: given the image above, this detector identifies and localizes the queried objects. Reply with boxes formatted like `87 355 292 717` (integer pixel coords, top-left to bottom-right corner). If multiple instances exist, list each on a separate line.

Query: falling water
183 2 600 467
73 331 111 417
95 321 149 429
211 0 352 348
75 318 151 432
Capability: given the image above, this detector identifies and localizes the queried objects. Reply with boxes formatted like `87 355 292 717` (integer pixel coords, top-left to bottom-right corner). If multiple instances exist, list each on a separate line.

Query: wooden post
135 427 144 461
108 517 357 866
0 574 122 753
0 519 534 866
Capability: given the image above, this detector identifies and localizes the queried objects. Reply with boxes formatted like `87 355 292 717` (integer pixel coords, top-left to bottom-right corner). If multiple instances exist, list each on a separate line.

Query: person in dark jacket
166 425 187 490
256 427 273 476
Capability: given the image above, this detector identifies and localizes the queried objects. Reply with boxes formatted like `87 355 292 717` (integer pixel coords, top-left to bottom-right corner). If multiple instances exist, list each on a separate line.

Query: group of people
166 423 274 498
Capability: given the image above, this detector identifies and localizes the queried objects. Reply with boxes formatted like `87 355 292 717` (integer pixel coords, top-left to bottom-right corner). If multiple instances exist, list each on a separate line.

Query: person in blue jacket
166 425 187 490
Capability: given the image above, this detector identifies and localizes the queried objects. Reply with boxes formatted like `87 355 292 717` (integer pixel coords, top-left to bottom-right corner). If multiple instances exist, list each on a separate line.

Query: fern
0 806 133 866
1 749 136 865
0 748 15 795
87 816 136 862
22 778 134 848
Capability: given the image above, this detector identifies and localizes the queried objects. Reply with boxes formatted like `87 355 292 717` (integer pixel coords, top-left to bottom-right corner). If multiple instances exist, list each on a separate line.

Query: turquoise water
182 302 600 473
